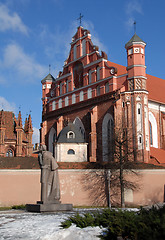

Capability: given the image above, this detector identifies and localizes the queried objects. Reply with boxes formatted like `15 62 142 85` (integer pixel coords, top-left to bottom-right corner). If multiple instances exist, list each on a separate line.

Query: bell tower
124 33 150 162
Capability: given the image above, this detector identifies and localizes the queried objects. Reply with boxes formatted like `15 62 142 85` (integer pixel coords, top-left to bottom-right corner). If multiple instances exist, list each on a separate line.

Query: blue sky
0 0 164 144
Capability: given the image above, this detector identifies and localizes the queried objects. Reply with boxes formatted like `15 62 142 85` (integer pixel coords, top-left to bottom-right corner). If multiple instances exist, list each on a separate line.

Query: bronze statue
38 145 60 204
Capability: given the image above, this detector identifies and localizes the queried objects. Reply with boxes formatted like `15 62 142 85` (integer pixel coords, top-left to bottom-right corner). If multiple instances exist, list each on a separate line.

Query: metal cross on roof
134 21 136 33
77 13 83 26
49 64 51 74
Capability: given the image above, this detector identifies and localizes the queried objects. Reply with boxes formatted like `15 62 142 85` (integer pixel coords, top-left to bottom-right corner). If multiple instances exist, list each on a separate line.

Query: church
0 110 33 157
40 25 165 165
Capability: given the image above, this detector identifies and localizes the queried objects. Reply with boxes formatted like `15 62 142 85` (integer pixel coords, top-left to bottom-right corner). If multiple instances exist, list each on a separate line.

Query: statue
38 145 60 204
26 144 72 212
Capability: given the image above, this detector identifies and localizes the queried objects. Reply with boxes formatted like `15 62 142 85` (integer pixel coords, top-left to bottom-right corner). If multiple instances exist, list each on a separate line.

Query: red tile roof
147 74 165 103
150 147 165 166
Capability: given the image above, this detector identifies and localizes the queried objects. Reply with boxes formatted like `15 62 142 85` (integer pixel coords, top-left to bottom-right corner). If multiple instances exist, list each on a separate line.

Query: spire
27 114 33 132
24 117 28 132
17 111 22 128
0 110 5 127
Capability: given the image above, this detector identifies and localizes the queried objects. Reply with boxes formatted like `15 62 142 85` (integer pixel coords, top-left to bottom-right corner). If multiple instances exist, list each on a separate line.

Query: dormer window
67 131 75 139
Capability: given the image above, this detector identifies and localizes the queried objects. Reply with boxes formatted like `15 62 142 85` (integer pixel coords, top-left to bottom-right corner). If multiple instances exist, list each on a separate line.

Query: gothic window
80 91 84 101
87 88 92 99
73 44 77 60
67 149 75 154
102 113 114 162
82 39 86 56
96 66 100 81
48 127 56 153
88 70 92 84
73 61 83 88
6 149 13 157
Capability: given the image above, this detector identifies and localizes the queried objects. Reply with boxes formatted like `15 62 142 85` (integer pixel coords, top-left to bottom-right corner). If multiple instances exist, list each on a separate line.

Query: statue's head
41 145 47 151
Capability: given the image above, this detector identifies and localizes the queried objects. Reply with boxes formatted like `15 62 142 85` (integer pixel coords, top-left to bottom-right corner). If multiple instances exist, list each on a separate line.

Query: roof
57 123 85 143
147 74 165 103
41 73 55 83
125 33 146 48
150 147 165 166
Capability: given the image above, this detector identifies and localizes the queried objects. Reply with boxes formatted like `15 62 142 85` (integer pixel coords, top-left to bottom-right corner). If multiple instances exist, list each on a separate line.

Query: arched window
149 112 158 148
87 88 92 99
67 149 75 154
102 113 114 162
88 70 92 84
65 79 69 93
52 101 56 111
82 39 86 56
72 93 76 104
73 44 77 60
48 127 56 153
97 85 100 96
105 82 109 93
73 61 83 88
80 91 84 101
6 149 13 157
149 122 153 146
59 82 63 95
96 66 100 81
58 99 62 108
67 131 75 139
65 96 69 106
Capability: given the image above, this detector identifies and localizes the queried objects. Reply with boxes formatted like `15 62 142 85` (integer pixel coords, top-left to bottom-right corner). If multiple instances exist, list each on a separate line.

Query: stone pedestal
26 202 73 213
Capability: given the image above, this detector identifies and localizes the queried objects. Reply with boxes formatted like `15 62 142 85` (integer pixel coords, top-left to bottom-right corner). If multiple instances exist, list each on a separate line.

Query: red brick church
0 110 33 157
40 26 165 165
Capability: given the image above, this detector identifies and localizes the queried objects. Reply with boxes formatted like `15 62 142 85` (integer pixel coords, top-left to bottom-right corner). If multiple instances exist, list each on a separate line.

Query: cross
77 13 83 26
134 21 136 34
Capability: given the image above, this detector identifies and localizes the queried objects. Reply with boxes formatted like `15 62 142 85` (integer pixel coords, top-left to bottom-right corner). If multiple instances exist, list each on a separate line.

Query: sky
0 0 165 144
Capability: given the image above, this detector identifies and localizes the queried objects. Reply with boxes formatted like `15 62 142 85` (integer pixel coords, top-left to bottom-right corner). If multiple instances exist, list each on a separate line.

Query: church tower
124 33 150 162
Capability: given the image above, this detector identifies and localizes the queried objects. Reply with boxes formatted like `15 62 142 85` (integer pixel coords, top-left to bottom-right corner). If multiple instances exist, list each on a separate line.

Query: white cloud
125 0 143 15
0 96 16 112
83 20 108 54
2 43 47 82
0 3 28 35
32 127 40 144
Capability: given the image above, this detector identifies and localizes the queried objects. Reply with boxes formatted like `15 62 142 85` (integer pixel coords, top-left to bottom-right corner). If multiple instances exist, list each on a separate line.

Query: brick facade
0 111 33 157
40 26 165 164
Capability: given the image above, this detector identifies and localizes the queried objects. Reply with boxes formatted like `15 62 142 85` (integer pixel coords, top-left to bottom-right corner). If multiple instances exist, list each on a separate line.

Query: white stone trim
149 111 158 148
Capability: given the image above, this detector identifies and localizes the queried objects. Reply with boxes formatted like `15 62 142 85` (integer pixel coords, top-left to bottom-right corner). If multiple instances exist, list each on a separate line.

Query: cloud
125 0 143 31
32 127 40 144
83 20 108 54
0 96 16 112
0 3 28 35
125 0 143 15
2 43 47 83
38 20 108 76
